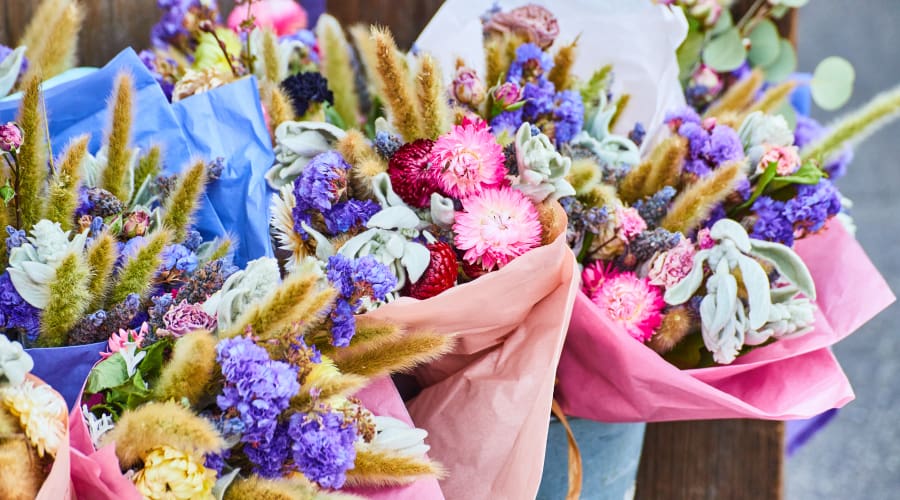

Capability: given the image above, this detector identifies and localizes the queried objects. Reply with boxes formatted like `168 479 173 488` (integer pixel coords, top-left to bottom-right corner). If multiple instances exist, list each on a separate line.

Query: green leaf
710 9 734 36
0 179 14 205
85 354 129 394
703 28 747 72
811 56 855 110
139 338 172 384
748 20 781 67
737 162 779 211
762 39 797 82
768 162 824 190
677 31 706 80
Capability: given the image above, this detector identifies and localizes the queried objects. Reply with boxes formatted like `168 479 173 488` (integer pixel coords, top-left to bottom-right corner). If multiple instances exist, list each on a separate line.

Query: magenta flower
582 263 664 342
227 0 307 36
615 207 647 244
453 186 542 271
451 66 486 106
648 238 696 290
0 122 23 153
430 118 506 199
492 81 524 109
101 323 148 359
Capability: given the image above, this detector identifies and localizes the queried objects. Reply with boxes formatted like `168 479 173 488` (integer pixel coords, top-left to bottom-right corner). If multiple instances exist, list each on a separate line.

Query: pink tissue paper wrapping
366 234 579 500
555 223 894 422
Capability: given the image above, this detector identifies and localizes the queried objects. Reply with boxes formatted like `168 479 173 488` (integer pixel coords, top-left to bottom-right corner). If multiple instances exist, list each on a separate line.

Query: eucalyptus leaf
710 9 734 36
748 20 781 67
678 31 705 80
703 28 747 72
749 239 816 299
213 468 241 500
774 0 809 7
811 56 855 110
762 39 796 82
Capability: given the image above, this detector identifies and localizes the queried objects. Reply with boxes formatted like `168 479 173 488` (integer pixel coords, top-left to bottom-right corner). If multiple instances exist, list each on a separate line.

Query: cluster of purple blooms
750 179 842 246
665 107 744 177
288 410 358 488
491 43 584 145
325 254 396 346
0 272 40 342
291 151 380 240
215 335 300 478
150 0 218 48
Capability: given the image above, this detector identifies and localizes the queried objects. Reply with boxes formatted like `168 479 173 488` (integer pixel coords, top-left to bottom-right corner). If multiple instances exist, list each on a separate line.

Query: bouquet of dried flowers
76 257 448 499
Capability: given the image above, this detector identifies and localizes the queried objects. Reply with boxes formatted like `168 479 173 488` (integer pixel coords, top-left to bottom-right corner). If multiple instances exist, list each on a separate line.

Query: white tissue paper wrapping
414 0 688 148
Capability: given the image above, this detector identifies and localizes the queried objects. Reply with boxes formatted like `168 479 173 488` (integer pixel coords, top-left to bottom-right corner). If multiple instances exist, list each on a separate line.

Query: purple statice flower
206 157 225 181
707 124 743 165
522 80 555 119
793 115 853 180
0 272 40 342
293 151 351 214
245 422 292 479
735 177 752 201
633 186 676 228
679 122 713 177
5 226 26 255
160 244 198 273
204 449 230 476
374 131 403 159
288 411 358 489
216 336 300 474
701 203 728 230
75 186 93 217
182 229 203 252
750 196 794 245
582 206 610 235
628 122 646 147
324 200 380 235
665 106 702 129
553 90 585 144
490 109 525 136
325 255 397 346
151 0 217 48
138 49 175 100
784 179 842 234
507 43 553 84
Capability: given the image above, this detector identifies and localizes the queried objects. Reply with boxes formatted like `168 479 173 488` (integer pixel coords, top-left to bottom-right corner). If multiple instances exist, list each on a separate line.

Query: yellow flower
193 29 242 73
132 446 216 500
0 380 66 458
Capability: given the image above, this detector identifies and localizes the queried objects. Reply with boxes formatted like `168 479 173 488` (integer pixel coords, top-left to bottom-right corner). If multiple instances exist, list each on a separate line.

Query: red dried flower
387 139 443 208
408 241 458 299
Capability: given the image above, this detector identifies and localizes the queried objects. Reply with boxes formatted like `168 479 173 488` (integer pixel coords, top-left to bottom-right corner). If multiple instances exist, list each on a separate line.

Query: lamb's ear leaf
749 238 816 299
738 254 772 329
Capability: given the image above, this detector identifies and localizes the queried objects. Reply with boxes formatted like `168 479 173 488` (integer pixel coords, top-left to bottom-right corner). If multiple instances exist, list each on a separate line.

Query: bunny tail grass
578 183 620 209
294 357 369 405
371 27 422 141
661 160 744 234
0 437 44 500
261 28 282 83
262 81 296 131
45 135 88 230
100 73 135 203
19 0 71 53
332 330 453 379
484 32 521 89
619 136 686 203
801 84 900 164
336 129 372 167
747 80 797 116
647 306 695 354
22 1 83 81
133 145 162 200
350 157 388 200
101 401 224 469
346 448 445 487
108 229 173 305
224 475 364 500
608 93 631 131
349 24 380 95
318 14 361 128
14 75 49 230
309 317 402 356
705 69 764 118
220 271 337 340
162 160 208 242
153 330 217 405
36 251 91 347
548 38 578 91
205 236 234 263
85 232 118 311
567 158 601 195
416 54 449 139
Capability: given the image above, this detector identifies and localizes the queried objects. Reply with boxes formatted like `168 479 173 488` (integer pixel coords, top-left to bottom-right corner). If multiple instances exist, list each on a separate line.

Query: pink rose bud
0 122 23 153
758 145 802 175
451 67 486 106
123 210 151 238
492 82 523 109
227 0 307 36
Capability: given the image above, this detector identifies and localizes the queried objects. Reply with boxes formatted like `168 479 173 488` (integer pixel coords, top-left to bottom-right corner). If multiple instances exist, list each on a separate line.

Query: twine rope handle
551 399 583 500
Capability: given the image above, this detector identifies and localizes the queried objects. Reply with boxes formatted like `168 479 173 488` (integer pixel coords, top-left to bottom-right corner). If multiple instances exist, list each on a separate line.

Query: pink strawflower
697 228 715 249
453 186 542 271
430 117 507 199
758 144 801 175
648 238 696 289
101 323 149 359
615 207 647 243
227 0 307 36
582 262 664 342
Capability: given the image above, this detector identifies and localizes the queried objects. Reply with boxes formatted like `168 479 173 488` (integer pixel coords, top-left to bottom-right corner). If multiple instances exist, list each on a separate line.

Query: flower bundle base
555 224 893 421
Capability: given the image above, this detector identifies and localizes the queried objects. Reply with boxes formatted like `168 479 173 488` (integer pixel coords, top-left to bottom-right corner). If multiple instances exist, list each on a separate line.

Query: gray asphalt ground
787 1 900 499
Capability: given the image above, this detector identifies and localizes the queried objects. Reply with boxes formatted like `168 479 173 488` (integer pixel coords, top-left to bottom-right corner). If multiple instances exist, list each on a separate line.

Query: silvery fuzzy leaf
367 205 422 230
301 221 336 260
737 254 772 329
401 241 431 284
385 233 406 259
770 284 800 303
664 250 710 305
430 193 456 229
371 172 408 209
710 261 738 335
749 238 816 299
212 467 241 500
0 336 33 385
710 219 751 252
7 262 55 308
0 46 26 98
339 229 378 259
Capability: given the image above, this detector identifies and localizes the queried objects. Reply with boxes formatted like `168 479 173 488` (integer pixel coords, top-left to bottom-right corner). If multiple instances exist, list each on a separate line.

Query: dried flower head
430 118 506 199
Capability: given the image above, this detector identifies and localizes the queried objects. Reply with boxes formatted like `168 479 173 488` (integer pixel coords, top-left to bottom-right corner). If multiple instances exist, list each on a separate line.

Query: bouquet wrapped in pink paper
0 339 73 499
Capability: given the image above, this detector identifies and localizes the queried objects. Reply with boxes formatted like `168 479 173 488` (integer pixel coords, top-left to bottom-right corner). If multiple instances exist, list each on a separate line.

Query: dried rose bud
492 81 523 109
691 64 723 96
0 122 23 153
123 210 151 238
451 66 486 106
483 4 560 49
